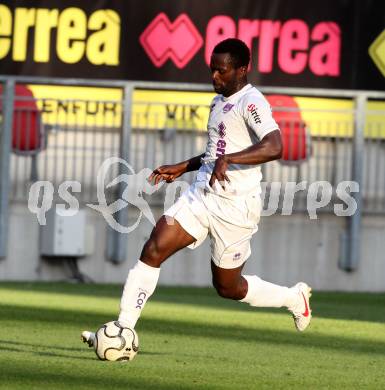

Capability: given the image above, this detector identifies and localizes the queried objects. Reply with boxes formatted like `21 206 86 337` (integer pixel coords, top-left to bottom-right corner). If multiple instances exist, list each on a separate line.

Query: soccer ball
94 321 139 361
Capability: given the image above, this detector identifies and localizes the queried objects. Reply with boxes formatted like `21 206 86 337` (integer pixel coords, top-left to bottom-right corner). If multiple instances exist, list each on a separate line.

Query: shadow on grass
1 304 384 357
0 339 85 352
0 282 121 298
1 282 385 324
0 363 190 390
0 339 168 358
0 344 93 361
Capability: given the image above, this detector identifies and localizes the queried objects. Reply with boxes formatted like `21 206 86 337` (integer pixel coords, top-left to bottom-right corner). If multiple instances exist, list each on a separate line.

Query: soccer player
82 38 311 348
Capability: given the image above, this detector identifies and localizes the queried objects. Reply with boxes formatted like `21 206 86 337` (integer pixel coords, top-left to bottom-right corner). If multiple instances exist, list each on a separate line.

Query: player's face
210 53 246 97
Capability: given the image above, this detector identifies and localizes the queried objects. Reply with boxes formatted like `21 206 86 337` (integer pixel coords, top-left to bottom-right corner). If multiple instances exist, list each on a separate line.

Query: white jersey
195 83 279 197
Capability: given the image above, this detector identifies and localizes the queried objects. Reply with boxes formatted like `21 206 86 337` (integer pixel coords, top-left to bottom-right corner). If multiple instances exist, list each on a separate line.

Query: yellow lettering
87 10 120 65
0 5 12 59
13 8 35 61
57 7 86 64
34 9 58 62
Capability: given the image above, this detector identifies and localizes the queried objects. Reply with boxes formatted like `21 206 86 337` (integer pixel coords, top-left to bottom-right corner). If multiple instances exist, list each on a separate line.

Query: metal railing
1 76 385 269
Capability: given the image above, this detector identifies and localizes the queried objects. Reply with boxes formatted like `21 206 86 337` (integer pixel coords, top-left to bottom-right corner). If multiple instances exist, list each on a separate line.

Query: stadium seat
265 94 311 163
0 84 45 155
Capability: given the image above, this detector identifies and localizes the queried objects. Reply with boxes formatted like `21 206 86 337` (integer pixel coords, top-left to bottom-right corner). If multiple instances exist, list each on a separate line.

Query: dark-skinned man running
82 39 312 351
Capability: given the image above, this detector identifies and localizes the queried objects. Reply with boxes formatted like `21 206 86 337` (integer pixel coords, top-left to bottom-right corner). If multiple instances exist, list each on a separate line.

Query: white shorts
164 183 261 269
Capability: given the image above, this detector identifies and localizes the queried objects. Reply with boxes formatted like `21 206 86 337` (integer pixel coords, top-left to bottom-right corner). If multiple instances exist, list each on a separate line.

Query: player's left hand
209 156 230 190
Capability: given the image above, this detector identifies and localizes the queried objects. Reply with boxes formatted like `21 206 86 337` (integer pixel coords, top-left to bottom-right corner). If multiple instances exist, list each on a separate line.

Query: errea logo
140 13 340 76
233 252 241 260
218 121 226 138
140 13 203 69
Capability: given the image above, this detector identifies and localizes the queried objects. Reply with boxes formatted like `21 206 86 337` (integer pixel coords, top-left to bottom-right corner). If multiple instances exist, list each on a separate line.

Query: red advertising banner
0 0 384 89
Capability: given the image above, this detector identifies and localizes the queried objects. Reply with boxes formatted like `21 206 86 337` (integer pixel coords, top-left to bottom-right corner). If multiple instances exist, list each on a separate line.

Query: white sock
118 260 160 329
240 275 298 308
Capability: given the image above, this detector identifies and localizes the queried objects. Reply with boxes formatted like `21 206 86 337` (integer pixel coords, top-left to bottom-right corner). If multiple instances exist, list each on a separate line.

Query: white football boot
81 330 96 348
288 282 312 332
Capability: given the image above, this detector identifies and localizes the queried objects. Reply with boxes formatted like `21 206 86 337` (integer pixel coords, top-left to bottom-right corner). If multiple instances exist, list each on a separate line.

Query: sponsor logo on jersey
247 103 262 124
216 122 227 156
216 139 226 156
223 103 234 113
218 121 226 138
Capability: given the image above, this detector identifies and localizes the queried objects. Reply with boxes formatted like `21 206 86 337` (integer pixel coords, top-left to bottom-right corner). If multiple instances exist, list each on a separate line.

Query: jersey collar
221 84 252 102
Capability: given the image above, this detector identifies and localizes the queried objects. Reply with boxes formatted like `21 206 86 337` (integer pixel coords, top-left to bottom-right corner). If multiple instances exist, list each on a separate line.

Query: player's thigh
140 216 196 264
210 220 254 269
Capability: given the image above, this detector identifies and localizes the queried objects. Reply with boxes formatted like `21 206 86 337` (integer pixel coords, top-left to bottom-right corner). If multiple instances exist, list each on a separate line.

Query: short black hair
212 38 250 68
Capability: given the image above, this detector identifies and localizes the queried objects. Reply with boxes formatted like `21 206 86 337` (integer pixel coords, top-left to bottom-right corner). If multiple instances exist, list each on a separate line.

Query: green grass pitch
0 282 384 389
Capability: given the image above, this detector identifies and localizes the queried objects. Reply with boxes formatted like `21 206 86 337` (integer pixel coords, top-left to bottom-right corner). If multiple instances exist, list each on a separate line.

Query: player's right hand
148 164 185 185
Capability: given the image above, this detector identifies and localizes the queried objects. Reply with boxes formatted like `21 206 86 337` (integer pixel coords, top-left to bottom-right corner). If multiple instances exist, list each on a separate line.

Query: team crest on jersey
218 121 226 138
222 103 234 113
247 103 262 124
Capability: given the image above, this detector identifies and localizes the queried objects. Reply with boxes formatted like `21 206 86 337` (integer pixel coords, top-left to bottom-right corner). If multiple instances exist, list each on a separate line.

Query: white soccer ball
94 321 139 361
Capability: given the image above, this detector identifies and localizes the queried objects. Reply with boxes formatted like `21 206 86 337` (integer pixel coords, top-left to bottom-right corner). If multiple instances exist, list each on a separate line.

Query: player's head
210 38 250 97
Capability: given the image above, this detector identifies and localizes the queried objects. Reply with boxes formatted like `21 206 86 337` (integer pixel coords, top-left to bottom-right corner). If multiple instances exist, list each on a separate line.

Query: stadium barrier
0 76 384 271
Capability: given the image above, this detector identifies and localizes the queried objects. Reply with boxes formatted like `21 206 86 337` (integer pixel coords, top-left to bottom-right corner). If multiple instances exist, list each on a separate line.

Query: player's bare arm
209 130 282 188
149 153 205 185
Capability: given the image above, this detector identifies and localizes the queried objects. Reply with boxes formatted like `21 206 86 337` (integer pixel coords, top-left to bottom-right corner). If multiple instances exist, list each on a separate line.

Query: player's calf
213 279 247 300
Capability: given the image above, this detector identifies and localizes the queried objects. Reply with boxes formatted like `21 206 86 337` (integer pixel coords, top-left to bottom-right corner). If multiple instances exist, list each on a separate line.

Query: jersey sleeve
241 94 279 140
209 95 220 113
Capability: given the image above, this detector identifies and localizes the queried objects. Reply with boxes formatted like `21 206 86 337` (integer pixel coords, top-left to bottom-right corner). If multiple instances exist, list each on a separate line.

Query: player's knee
141 238 165 267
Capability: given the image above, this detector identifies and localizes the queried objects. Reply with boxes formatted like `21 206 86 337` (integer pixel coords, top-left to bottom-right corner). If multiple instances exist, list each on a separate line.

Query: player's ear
239 65 247 77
